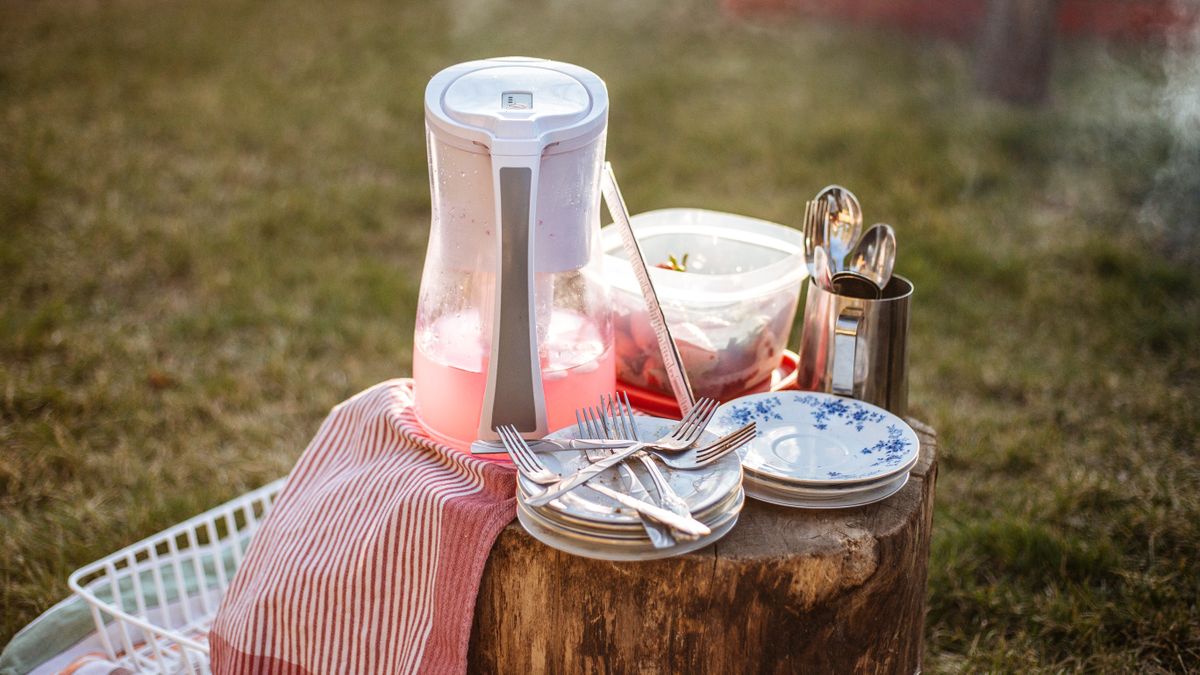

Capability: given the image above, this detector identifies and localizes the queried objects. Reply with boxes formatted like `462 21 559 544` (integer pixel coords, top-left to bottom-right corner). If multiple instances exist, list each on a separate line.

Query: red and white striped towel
208 379 517 675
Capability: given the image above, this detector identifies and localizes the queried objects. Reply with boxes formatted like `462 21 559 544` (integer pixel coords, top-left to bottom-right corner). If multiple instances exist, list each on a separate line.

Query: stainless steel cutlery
579 395 694 525
497 425 712 538
804 186 897 299
523 398 720 507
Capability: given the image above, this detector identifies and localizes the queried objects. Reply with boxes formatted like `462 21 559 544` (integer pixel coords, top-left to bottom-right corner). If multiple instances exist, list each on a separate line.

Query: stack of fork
496 394 754 560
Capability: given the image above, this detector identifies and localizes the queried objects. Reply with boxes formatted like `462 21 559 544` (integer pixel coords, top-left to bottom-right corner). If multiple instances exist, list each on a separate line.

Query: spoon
830 270 882 300
846 223 896 290
816 185 862 272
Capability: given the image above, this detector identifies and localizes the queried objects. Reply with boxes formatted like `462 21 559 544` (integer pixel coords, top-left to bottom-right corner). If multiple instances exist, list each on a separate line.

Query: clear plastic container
602 208 807 402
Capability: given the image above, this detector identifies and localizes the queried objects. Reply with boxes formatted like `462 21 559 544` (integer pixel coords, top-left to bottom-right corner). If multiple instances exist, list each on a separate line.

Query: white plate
745 468 907 498
515 416 743 527
710 391 919 486
516 489 744 561
746 472 909 509
743 452 919 496
519 480 744 536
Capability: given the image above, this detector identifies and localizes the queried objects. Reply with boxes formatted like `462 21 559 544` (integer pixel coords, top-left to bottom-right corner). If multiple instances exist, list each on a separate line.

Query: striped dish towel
208 379 517 675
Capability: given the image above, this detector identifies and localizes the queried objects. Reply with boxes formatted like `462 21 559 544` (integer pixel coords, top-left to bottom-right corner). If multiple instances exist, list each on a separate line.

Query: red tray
618 349 800 419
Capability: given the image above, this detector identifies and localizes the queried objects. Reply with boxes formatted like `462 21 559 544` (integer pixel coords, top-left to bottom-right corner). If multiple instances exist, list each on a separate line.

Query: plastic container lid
602 208 808 304
425 56 608 156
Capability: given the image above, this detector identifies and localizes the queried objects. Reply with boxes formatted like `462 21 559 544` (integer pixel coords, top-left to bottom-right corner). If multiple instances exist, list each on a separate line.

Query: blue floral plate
709 391 919 487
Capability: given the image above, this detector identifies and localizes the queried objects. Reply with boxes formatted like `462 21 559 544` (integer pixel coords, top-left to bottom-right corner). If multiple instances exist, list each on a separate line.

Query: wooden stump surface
469 421 939 674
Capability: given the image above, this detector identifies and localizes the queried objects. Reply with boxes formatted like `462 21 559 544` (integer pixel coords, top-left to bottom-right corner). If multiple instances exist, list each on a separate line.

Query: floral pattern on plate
710 391 919 485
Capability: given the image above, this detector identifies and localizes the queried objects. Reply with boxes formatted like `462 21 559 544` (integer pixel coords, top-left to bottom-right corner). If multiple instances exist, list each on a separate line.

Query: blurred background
2 0 1198 670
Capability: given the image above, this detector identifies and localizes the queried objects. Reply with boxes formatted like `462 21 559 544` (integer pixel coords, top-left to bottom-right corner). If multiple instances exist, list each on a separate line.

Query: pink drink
413 309 615 450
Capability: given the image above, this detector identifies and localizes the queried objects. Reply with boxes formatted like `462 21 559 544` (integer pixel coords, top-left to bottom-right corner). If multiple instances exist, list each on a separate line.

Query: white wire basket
68 479 285 674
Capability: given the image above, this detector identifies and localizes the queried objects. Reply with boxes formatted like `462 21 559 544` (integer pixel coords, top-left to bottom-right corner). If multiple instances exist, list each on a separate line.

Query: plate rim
516 490 745 561
745 472 909 509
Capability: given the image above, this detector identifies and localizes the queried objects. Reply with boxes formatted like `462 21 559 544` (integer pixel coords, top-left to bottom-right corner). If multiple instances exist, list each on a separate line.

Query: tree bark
975 0 1062 104
468 421 939 674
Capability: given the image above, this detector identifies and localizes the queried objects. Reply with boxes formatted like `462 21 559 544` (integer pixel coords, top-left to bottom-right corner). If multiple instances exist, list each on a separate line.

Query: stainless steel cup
797 275 912 416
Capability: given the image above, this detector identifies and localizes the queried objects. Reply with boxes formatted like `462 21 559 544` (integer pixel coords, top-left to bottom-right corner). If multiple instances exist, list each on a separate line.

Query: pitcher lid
425 56 608 156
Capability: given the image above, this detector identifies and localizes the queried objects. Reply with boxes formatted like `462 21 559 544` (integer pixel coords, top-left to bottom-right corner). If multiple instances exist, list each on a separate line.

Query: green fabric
0 595 97 675
0 543 245 675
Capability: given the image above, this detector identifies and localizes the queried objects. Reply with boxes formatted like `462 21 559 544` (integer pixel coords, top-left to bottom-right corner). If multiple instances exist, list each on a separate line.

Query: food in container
602 208 807 401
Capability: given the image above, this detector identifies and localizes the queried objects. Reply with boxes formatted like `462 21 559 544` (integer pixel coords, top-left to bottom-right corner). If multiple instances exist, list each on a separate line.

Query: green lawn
2 0 1198 671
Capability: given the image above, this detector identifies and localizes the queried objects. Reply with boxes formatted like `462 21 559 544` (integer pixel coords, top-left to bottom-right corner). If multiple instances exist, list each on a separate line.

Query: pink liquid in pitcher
413 309 614 450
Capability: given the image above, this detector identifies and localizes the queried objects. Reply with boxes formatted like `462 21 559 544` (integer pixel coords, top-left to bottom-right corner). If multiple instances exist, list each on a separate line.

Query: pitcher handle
832 308 862 396
478 154 548 439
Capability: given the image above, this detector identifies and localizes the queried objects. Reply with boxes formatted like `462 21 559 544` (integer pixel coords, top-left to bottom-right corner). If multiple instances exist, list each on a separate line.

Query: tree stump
469 421 938 674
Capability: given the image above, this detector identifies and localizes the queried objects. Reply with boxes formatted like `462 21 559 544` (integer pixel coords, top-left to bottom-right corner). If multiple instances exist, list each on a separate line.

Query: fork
579 394 693 520
604 392 751 468
497 426 711 538
652 421 757 469
577 402 682 546
523 398 719 507
804 198 830 278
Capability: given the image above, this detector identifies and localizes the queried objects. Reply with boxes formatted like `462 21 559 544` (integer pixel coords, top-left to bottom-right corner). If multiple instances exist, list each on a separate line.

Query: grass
2 0 1198 670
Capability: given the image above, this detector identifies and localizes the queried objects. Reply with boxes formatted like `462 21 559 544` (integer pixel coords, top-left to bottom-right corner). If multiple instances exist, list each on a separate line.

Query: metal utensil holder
797 275 913 416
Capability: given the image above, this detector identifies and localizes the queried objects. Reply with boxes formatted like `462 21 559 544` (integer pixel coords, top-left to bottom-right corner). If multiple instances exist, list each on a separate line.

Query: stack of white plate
708 391 919 509
516 417 744 561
